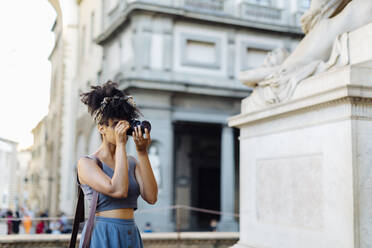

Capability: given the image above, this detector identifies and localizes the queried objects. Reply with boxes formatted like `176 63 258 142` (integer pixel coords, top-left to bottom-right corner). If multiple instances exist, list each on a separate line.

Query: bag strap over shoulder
69 155 103 248
69 186 84 248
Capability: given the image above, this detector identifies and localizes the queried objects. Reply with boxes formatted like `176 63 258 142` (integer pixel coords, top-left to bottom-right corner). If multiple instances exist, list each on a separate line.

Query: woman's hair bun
80 80 142 125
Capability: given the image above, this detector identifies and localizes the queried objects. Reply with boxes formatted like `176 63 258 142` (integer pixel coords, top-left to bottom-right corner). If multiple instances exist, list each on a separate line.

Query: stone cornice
236 97 372 140
228 65 372 128
95 2 303 45
117 76 251 98
0 137 18 145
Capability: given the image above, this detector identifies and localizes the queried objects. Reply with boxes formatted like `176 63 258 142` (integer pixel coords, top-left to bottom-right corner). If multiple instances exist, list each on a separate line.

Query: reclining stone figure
240 0 372 107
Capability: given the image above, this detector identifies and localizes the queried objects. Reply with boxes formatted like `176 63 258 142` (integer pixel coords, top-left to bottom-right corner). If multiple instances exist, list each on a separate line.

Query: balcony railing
183 0 225 13
239 2 284 24
102 0 303 34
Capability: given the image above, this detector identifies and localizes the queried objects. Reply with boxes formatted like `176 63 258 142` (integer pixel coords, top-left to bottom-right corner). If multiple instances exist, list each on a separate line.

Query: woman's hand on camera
133 126 151 153
115 120 130 145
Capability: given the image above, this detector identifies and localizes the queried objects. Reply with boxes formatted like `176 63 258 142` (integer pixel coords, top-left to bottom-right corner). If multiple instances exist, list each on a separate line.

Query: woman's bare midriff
95 208 134 219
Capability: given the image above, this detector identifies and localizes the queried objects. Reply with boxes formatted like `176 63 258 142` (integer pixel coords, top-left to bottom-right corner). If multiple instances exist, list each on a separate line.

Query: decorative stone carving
228 21 372 248
300 0 352 34
239 0 372 108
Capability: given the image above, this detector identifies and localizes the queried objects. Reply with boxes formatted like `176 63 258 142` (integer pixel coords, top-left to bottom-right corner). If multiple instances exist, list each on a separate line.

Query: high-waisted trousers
79 216 144 248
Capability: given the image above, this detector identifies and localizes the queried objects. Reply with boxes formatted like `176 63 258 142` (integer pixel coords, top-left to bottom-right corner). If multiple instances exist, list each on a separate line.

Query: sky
0 1 56 149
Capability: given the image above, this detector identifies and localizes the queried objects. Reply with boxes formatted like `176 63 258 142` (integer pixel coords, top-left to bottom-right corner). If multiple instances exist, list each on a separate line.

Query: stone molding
237 97 372 139
239 41 277 71
96 1 302 45
113 74 250 98
229 65 372 135
180 32 222 69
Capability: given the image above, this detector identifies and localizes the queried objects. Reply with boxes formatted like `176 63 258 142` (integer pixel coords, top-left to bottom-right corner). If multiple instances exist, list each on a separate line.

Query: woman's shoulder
77 155 100 171
77 155 102 186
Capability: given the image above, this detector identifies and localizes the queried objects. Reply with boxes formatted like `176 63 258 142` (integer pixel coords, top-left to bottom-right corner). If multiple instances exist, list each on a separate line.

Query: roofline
96 2 303 45
0 137 18 145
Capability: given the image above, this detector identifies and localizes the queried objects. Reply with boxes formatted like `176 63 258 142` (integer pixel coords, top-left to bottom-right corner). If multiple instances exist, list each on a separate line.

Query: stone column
217 124 239 231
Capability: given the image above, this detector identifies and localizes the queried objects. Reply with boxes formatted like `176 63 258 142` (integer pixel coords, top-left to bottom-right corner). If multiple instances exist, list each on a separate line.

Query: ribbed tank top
80 155 141 212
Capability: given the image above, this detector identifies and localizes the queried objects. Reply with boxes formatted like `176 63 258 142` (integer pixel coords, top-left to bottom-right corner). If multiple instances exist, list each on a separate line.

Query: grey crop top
80 155 141 212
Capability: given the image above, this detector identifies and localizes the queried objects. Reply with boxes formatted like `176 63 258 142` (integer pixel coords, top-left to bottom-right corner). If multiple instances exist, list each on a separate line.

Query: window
180 33 222 69
239 41 276 71
246 0 272 6
245 47 268 68
186 40 216 65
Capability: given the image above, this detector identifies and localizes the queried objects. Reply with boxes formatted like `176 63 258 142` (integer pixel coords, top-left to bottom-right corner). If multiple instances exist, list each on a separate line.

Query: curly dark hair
80 80 143 126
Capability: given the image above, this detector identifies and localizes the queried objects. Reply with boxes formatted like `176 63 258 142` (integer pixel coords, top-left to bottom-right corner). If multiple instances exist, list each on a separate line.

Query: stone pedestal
228 23 372 248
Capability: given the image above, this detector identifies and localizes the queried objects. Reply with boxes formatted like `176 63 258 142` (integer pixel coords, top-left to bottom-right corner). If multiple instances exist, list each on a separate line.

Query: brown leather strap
82 155 103 248
69 155 103 248
69 186 84 248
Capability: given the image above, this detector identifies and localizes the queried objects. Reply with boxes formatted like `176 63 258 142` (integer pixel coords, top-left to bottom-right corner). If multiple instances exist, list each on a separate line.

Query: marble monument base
228 23 372 248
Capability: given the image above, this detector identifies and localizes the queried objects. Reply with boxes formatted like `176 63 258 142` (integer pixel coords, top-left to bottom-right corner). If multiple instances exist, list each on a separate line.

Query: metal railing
0 204 239 233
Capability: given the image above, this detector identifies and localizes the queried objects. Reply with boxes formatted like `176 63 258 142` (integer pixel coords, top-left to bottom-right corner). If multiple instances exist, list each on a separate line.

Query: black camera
126 119 151 136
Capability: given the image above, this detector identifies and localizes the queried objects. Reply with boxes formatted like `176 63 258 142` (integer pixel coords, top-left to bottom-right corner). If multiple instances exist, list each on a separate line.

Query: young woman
77 81 158 247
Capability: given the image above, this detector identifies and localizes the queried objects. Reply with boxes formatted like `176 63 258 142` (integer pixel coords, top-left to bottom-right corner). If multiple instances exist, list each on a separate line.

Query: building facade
0 137 19 210
42 0 309 231
72 0 307 232
16 147 32 212
44 0 80 217
27 117 50 213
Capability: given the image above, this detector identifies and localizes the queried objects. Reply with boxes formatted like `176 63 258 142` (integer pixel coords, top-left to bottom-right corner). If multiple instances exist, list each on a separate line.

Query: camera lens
126 119 151 136
142 121 151 132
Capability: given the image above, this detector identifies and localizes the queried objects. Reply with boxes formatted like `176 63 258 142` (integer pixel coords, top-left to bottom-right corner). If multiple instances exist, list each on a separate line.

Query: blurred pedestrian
23 214 32 234
6 210 13 234
36 212 46 234
36 219 45 234
11 211 21 234
144 222 153 233
60 212 72 233
210 218 217 232
50 220 61 234
41 211 50 232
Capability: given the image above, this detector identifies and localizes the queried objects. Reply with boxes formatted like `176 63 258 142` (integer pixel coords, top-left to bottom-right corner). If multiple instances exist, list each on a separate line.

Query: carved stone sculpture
239 0 372 108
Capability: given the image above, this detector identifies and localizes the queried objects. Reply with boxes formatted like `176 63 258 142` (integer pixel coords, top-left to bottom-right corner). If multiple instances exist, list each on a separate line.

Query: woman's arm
77 121 130 198
113 142 130 197
77 143 129 199
77 154 127 198
132 126 158 204
133 152 158 204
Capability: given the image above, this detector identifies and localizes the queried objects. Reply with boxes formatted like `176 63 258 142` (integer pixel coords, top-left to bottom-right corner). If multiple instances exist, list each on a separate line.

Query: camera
126 119 151 136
